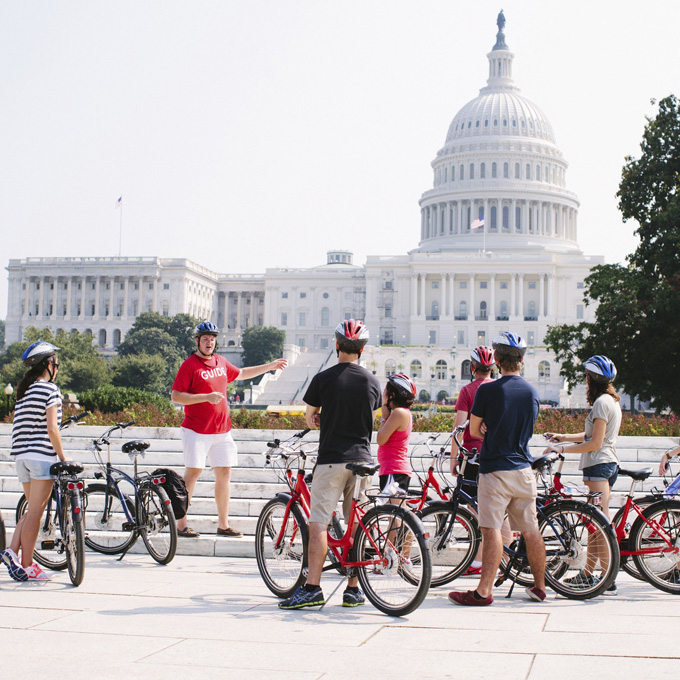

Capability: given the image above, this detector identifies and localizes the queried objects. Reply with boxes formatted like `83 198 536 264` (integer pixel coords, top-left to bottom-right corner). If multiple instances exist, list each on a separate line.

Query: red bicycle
254 430 432 616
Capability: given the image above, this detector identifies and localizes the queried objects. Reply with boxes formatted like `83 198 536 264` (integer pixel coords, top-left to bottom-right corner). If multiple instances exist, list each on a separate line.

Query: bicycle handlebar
59 411 91 430
92 420 136 446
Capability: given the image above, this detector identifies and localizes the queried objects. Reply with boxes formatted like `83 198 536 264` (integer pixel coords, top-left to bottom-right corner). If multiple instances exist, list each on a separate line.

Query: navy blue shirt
471 374 540 474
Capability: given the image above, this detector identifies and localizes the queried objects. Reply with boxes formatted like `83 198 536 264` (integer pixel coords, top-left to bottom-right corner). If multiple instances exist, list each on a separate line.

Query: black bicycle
83 422 177 564
418 423 619 599
14 412 89 586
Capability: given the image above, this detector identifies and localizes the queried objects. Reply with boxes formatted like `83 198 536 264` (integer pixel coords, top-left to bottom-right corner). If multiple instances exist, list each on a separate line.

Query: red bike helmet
334 319 370 353
470 346 494 369
387 373 417 399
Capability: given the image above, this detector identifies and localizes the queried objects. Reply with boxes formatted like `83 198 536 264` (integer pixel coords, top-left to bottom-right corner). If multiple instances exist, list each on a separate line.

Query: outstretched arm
238 358 288 381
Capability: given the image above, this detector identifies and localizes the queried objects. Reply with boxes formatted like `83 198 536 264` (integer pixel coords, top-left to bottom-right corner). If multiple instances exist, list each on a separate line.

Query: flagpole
118 196 123 256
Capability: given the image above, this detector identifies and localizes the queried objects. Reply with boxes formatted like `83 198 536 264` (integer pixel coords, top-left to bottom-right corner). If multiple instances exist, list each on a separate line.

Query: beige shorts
478 468 539 533
309 463 371 525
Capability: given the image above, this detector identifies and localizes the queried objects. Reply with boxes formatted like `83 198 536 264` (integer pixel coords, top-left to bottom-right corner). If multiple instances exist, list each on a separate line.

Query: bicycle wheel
540 500 619 600
418 503 480 587
630 498 680 594
83 483 138 554
63 495 85 586
352 505 431 616
255 497 308 598
139 485 177 564
500 533 534 587
15 492 67 570
611 505 644 581
0 510 6 552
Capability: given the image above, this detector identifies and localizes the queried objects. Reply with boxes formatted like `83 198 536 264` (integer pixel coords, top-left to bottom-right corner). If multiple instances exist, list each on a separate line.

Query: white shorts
180 428 238 469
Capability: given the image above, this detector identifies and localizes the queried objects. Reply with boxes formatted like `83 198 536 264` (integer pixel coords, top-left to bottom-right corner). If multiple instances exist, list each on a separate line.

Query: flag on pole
471 218 484 229
115 195 122 208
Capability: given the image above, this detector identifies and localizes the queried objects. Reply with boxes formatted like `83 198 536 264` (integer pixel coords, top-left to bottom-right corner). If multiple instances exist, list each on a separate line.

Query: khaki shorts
478 468 539 533
309 463 371 525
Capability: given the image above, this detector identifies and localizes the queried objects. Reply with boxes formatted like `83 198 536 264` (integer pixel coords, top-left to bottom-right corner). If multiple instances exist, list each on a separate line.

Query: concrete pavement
1 553 679 679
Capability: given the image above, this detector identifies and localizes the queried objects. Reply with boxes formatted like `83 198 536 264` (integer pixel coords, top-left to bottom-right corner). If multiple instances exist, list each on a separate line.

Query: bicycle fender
275 492 292 503
70 492 84 523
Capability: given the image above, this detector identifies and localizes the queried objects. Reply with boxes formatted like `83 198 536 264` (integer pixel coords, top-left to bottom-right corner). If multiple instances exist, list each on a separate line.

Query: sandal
177 527 200 538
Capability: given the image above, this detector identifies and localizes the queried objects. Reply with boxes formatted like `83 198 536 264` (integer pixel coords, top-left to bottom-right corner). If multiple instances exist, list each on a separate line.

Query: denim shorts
582 462 619 486
15 458 55 483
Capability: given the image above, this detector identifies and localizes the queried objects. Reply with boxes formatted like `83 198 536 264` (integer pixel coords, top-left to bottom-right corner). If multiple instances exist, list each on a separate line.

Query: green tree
545 95 680 413
241 326 285 381
112 353 172 394
0 320 5 349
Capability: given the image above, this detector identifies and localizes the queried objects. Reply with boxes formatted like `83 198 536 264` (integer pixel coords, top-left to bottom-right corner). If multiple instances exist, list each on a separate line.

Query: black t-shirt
303 362 382 465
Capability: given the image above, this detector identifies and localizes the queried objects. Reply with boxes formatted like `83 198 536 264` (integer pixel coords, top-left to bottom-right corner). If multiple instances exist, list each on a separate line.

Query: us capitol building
4 14 601 405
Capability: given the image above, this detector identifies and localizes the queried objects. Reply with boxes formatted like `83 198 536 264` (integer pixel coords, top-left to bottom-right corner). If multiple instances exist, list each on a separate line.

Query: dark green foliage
77 384 176 416
112 353 173 394
241 326 285 382
546 95 680 413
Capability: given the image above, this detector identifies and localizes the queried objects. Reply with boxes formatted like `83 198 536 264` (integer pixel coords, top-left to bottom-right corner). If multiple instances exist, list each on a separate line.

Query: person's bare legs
12 479 54 568
306 520 359 589
475 527 503 598
584 479 611 575
213 466 232 530
177 467 202 532
523 528 546 591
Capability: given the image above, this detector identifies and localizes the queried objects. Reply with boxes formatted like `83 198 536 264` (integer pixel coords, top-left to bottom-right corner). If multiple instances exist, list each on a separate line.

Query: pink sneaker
25 562 52 581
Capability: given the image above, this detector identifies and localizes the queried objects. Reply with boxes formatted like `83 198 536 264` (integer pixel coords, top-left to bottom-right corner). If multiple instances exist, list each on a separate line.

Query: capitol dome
416 12 580 255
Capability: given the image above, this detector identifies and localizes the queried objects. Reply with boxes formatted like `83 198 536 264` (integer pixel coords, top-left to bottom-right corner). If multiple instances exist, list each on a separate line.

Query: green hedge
77 385 176 417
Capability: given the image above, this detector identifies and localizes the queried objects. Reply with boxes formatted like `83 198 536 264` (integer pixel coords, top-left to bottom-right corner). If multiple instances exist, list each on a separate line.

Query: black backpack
151 468 189 520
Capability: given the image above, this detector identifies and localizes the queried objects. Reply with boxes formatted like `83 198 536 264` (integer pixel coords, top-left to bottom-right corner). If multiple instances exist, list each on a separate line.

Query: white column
94 277 100 318
545 274 552 318
450 275 455 317
65 278 72 318
37 277 44 317
539 274 545 318
420 209 425 240
152 276 158 312
469 274 475 319
51 278 57 318
109 278 115 319
123 278 129 318
411 275 418 316
441 275 447 318
490 274 496 320
78 278 85 319
419 275 426 318
510 273 516 317
23 277 30 319
518 274 524 319
511 199 516 231
138 277 144 315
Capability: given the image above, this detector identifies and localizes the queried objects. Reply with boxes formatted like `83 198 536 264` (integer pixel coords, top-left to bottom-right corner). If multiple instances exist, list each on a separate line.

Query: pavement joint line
359 624 387 646
134 635 186 663
523 653 537 680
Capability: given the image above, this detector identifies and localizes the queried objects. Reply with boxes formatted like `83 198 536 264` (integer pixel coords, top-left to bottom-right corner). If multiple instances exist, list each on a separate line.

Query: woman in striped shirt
1 342 66 582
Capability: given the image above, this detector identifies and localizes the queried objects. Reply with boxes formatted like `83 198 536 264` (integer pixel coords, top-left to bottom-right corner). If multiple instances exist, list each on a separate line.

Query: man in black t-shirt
279 320 381 610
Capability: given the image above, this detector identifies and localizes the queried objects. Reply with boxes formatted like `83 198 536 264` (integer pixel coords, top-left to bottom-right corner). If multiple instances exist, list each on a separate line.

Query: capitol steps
0 424 677 559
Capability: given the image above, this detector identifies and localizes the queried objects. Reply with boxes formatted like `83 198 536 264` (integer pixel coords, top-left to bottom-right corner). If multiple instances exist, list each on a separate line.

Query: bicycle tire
630 498 680 594
540 500 619 600
255 497 309 598
15 492 67 570
83 483 138 555
63 495 85 586
0 510 6 552
611 505 644 581
417 503 480 587
352 504 431 616
139 485 177 564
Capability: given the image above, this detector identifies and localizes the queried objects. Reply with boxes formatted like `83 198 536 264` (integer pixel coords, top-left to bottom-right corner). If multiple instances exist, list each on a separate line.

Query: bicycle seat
345 463 380 477
531 452 559 470
122 440 150 454
618 466 653 481
50 461 84 476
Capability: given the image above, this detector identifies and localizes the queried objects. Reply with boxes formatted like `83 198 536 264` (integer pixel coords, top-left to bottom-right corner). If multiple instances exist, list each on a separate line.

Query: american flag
115 196 122 208
471 218 484 229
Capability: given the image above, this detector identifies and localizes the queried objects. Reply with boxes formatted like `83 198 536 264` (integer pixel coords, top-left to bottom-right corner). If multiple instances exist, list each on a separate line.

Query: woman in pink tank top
376 374 417 493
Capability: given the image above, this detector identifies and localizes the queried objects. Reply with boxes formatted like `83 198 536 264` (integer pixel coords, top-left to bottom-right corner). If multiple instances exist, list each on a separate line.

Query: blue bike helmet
194 321 220 338
584 355 617 383
492 332 527 358
21 341 60 367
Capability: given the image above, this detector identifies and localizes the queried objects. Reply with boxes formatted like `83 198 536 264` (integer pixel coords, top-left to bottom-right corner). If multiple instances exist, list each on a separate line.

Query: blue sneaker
279 586 325 610
342 588 365 607
1 549 28 582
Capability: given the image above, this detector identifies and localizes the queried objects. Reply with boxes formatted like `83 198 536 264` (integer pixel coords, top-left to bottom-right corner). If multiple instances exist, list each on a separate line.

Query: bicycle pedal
41 540 55 550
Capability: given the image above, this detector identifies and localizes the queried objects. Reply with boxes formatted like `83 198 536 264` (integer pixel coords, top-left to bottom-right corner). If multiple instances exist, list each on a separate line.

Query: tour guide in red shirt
172 322 287 538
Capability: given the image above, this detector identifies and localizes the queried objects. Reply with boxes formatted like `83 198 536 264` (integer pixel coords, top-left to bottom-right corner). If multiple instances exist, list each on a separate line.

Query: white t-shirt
579 393 622 469
11 380 62 461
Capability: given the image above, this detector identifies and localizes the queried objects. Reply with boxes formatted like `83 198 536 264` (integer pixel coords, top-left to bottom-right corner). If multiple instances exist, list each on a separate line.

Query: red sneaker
463 565 482 576
525 586 546 602
448 590 493 606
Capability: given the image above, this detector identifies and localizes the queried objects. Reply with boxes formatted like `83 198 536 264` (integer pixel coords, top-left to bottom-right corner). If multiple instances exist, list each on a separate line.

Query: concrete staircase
253 348 333 405
1 423 677 559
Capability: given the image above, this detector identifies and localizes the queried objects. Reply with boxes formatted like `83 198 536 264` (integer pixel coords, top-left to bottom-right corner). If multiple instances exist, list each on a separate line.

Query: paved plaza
1 553 679 679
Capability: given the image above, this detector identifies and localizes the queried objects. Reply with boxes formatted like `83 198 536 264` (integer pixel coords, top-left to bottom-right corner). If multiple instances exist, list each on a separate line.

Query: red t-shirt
456 377 494 451
172 354 241 434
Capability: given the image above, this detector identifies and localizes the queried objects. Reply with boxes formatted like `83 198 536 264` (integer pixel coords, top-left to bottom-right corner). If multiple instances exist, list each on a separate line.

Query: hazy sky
1 0 677 320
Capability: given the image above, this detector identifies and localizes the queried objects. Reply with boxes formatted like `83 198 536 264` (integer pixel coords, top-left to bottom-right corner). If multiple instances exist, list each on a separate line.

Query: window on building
451 165 455 181
320 338 328 349
323 292 329 298
479 301 487 319
577 282 584 289
98 329 107 347
499 300 508 317
385 359 397 377
384 307 392 318
528 331 535 345
500 281 508 289
457 330 465 346
163 283 169 290
515 206 522 231
134 283 139 290
526 164 531 179
539 360 550 379
459 300 467 319
462 360 472 379
503 162 509 178
480 163 486 178
321 307 329 326
480 281 487 289
460 164 464 180
528 300 537 319
410 360 422 379
492 162 497 178
299 312 306 326
281 292 288 299
300 292 306 299
477 330 486 345
460 281 467 289
536 165 541 181
298 338 305 348
528 281 537 289
162 302 169 316
435 360 447 380
515 163 520 179
281 312 287 326
432 281 439 289
491 205 497 230
577 304 584 319
469 164 474 179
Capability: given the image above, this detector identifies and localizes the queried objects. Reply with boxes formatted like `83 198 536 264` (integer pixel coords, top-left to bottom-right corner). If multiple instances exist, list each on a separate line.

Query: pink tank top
377 415 413 476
